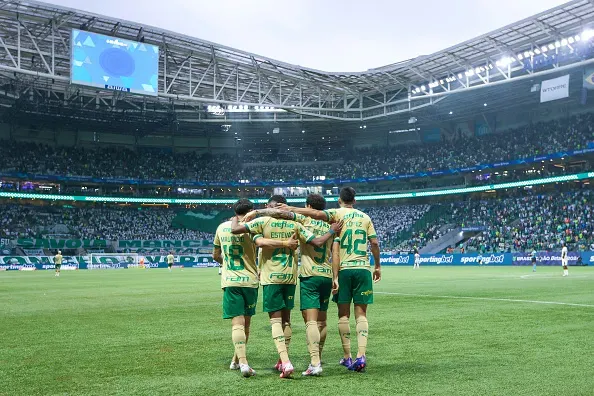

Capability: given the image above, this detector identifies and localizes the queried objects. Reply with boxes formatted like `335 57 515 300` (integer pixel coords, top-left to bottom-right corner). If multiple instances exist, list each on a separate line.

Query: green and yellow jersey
244 216 315 285
54 254 63 265
293 214 332 278
214 221 259 289
166 254 174 264
323 207 377 270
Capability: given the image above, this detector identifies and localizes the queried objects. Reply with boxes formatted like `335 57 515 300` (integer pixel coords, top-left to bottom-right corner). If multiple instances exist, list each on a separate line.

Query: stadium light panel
421 85 426 91
534 48 541 55
575 34 581 41
541 46 548 52
548 44 555 50
517 54 523 60
555 41 561 48
561 39 568 46
582 29 594 40
458 73 463 79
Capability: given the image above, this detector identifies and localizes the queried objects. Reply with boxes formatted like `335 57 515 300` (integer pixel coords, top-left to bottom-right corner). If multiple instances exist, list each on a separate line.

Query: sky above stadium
46 0 570 72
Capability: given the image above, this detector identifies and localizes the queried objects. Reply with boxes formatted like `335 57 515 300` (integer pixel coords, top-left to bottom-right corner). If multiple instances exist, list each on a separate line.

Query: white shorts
561 259 568 267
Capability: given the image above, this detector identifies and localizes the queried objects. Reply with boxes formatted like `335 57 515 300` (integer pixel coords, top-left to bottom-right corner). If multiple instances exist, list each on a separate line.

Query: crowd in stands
361 205 430 245
2 186 594 254
1 113 593 183
0 205 212 241
398 189 594 253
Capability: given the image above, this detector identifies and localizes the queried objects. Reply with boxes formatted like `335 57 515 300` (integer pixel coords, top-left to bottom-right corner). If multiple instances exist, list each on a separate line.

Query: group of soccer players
212 187 381 378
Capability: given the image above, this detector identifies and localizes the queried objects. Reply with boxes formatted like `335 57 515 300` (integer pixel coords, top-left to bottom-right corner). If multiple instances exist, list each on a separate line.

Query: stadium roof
0 0 594 124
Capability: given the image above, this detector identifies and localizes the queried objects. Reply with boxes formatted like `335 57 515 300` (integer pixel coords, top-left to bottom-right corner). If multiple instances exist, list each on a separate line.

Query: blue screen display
71 29 159 96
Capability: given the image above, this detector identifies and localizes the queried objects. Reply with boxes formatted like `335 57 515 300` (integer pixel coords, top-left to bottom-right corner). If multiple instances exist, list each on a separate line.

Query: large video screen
71 29 159 96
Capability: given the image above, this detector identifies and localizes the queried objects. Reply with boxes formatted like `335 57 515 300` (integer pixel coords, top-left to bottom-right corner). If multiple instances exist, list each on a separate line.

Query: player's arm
277 204 330 221
212 231 223 264
368 220 381 282
370 237 381 282
212 247 223 264
230 216 250 234
307 221 343 248
331 239 340 294
254 233 298 250
242 209 295 223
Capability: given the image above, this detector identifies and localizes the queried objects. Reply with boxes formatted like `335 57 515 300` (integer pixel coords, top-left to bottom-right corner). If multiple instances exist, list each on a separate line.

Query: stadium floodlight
582 29 594 40
541 46 548 52
548 44 555 50
421 85 426 91
575 34 581 41
568 37 574 44
517 54 524 60
561 38 568 46
458 73 463 79
555 41 561 48
534 48 541 55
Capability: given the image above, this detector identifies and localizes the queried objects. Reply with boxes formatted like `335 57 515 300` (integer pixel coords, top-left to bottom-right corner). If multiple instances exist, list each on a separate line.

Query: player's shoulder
355 208 372 221
216 220 232 232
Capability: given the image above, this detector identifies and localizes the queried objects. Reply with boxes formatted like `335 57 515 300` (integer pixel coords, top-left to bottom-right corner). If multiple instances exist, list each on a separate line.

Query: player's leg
55 264 60 277
563 260 569 276
316 277 331 363
168 263 172 272
317 311 328 360
223 287 250 374
231 314 252 367
349 269 374 372
532 258 537 272
334 270 353 367
264 285 293 378
300 277 326 375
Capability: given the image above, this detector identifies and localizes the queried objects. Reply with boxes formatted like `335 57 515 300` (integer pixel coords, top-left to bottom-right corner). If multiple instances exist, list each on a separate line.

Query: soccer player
414 249 420 269
278 187 381 372
166 251 174 272
531 250 537 272
213 198 299 377
561 243 569 277
54 250 63 277
243 193 336 376
230 195 341 379
139 256 146 269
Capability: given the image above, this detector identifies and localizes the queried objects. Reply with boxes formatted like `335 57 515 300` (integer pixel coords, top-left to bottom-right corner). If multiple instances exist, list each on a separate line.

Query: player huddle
212 187 381 378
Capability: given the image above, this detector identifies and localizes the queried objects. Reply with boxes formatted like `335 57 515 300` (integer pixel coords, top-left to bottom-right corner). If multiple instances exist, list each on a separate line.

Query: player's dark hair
268 195 287 205
339 187 356 204
306 194 326 210
233 198 254 215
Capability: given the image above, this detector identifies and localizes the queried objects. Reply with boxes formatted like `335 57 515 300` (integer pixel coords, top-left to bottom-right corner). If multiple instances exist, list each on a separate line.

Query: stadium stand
397 189 594 253
3 186 593 254
1 114 593 184
0 205 211 241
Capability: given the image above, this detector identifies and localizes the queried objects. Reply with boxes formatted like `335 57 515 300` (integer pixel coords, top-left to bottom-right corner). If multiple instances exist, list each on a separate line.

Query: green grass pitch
1 266 593 396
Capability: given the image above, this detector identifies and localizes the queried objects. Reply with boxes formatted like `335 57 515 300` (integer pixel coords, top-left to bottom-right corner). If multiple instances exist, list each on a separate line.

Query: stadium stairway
419 227 482 254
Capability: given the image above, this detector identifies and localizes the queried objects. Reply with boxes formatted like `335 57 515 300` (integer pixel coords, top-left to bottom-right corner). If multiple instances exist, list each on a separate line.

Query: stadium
1 0 594 394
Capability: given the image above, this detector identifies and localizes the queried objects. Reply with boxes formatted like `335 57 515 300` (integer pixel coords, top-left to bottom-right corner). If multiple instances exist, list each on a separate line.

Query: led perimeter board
71 29 159 96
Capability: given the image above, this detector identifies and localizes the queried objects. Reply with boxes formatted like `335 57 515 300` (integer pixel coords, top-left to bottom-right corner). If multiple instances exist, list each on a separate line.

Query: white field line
375 291 594 308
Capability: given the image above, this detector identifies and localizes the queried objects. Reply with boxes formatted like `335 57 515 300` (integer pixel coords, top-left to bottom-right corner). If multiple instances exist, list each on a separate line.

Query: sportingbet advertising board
373 252 589 266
